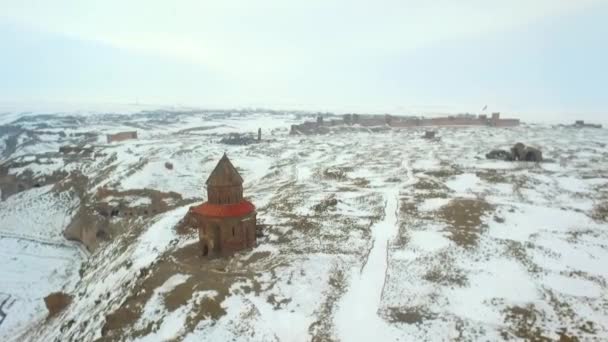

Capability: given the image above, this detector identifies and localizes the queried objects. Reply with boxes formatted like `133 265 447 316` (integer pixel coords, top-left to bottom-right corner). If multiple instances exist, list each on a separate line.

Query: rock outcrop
485 149 513 161
486 143 543 162
44 292 72 316
511 142 543 162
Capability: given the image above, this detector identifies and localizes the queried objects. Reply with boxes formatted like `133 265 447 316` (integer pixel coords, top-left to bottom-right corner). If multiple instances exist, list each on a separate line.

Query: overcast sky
0 0 606 120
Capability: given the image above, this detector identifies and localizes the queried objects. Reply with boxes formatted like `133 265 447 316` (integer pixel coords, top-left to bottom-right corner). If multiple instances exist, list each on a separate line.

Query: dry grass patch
99 242 257 341
502 240 543 274
308 264 347 342
421 167 463 179
591 202 608 222
413 177 449 192
476 170 511 183
437 198 494 248
387 306 436 324
421 251 468 287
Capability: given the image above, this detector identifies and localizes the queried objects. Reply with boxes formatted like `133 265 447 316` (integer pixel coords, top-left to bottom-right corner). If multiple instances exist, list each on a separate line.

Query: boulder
486 149 513 161
44 292 72 316
165 162 174 170
511 142 526 160
522 147 543 162
487 143 543 162
511 143 543 162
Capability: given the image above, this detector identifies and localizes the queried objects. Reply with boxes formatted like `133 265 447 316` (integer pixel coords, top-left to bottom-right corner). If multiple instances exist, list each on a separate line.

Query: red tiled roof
190 200 255 218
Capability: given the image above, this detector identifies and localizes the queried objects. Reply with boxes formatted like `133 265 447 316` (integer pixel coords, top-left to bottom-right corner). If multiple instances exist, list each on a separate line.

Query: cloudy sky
0 0 606 120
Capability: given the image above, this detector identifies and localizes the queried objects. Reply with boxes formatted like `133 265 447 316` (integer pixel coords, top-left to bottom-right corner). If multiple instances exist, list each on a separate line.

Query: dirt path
334 188 400 341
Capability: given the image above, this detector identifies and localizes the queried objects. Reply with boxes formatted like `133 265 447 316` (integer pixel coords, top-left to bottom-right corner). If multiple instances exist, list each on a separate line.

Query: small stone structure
424 131 436 139
186 154 257 257
59 146 93 155
219 133 258 145
573 120 602 128
106 131 137 143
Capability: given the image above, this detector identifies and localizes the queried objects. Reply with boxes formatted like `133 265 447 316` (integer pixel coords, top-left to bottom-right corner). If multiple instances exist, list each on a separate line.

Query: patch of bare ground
436 198 494 248
99 241 254 341
318 167 351 181
475 170 512 183
500 305 553 340
387 306 436 324
591 202 608 222
413 177 449 191
546 288 602 340
400 198 418 216
562 270 607 288
280 215 373 255
565 229 604 244
308 263 348 342
500 302 595 341
416 166 463 179
421 250 468 287
501 240 544 274
263 182 304 216
312 195 338 213
351 177 370 187
510 174 543 199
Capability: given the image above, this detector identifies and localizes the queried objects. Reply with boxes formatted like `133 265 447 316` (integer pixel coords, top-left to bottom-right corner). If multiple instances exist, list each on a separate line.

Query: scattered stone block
424 131 436 139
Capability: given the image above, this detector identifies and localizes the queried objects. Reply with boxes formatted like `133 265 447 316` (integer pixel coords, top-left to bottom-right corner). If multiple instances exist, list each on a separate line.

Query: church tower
188 154 257 257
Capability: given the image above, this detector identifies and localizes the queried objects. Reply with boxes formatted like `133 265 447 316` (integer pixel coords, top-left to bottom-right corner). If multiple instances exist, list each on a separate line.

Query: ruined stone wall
423 117 487 126
0 166 68 201
390 119 418 127
493 119 520 127
59 146 94 155
289 113 520 134
106 131 138 143
357 118 386 126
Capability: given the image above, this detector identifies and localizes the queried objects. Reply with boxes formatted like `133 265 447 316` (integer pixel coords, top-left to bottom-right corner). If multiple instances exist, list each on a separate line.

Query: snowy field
0 111 607 341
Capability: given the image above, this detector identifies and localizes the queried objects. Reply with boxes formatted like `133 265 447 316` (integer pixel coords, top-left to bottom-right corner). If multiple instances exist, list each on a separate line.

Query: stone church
187 154 257 257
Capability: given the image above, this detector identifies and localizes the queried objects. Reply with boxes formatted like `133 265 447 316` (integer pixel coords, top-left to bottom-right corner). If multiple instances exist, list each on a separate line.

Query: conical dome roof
205 153 244 186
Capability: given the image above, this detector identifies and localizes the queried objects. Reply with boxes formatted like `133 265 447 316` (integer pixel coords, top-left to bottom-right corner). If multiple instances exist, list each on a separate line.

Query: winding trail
334 188 400 342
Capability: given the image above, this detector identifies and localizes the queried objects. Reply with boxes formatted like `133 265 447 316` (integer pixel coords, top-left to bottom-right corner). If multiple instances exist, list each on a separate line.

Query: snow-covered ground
335 188 401 341
0 111 607 341
0 186 84 338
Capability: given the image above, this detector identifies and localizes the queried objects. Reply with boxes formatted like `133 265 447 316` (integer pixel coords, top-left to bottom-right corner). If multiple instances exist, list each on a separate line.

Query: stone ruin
423 131 437 139
0 164 68 201
106 131 138 143
63 186 190 251
486 143 543 162
219 128 264 146
573 120 602 129
59 146 94 155
290 112 520 135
